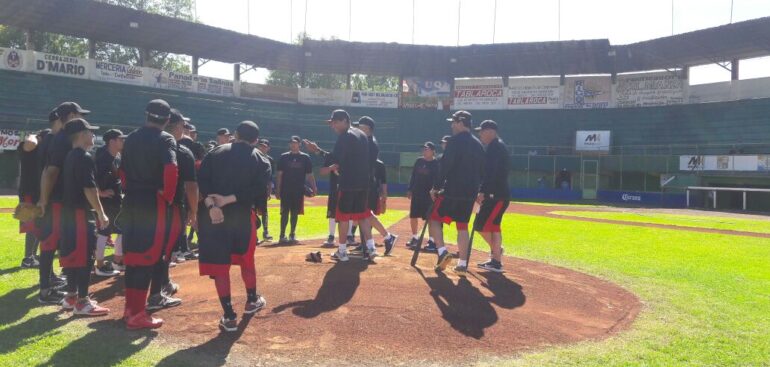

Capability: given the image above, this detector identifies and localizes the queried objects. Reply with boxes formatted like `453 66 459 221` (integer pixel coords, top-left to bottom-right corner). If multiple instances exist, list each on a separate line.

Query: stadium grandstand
1 0 770 211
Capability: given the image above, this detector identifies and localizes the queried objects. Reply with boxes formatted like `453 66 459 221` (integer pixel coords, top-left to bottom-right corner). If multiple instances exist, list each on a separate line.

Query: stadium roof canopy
2 0 770 78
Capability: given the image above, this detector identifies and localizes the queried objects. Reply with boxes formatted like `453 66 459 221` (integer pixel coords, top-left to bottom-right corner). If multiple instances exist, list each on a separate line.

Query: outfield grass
0 196 18 209
551 210 770 234
1 200 769 365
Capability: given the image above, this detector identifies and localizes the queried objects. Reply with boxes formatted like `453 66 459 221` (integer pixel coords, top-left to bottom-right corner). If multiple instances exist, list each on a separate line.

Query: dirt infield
84 198 641 366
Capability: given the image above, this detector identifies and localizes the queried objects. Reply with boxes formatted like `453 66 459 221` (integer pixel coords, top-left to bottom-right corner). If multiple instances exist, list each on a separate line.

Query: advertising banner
575 130 611 152
240 82 298 102
615 72 685 107
196 75 237 97
32 51 89 79
0 129 23 151
90 60 145 86
0 48 29 71
401 77 452 109
452 78 505 109
506 77 562 109
348 90 399 109
298 88 349 106
563 76 611 109
679 155 760 171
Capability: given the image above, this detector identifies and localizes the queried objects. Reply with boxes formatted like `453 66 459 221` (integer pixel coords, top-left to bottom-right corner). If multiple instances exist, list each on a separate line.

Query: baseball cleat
331 250 349 262
38 288 65 305
126 311 163 330
323 235 335 247
61 294 77 311
244 295 267 314
435 251 453 272
74 298 110 316
146 294 182 311
453 265 468 277
384 234 398 256
95 263 120 277
219 315 238 332
477 259 504 273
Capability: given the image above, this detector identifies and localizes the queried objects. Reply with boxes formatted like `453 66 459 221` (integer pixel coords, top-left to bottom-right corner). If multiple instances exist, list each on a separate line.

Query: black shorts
280 192 305 215
59 208 96 269
198 206 256 277
430 195 475 229
255 197 268 216
409 192 432 219
37 202 62 252
326 189 338 219
335 190 371 221
118 192 169 266
368 188 383 215
473 199 509 233
97 201 123 236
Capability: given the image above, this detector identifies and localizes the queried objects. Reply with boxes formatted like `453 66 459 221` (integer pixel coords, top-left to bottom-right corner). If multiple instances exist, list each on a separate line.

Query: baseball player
197 121 270 332
256 139 275 242
58 118 110 316
37 102 91 304
216 128 231 145
406 142 439 251
473 120 510 272
430 111 485 276
119 99 178 330
94 129 127 277
17 125 51 268
276 136 316 244
301 139 339 247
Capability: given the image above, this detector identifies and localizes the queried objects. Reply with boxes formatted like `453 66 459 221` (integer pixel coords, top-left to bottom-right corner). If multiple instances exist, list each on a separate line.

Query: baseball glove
13 203 41 222
305 251 322 263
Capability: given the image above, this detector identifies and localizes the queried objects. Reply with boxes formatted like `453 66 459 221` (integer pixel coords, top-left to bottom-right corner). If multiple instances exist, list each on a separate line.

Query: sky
191 0 770 85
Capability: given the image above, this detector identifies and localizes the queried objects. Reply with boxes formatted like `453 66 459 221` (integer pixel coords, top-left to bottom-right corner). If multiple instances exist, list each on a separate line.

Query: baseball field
1 196 769 366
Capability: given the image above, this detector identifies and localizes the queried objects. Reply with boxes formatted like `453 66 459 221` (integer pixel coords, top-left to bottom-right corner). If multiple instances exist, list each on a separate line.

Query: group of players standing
16 99 510 332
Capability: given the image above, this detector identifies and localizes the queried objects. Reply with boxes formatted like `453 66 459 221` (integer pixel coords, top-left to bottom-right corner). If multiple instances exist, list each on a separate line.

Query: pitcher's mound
91 241 640 366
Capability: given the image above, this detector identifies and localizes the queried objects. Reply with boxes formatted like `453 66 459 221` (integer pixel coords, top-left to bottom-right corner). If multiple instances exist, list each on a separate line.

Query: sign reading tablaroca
33 52 88 79
349 91 399 109
615 72 685 107
576 130 611 152
91 60 144 86
0 129 22 151
506 77 561 109
563 76 611 109
453 78 505 109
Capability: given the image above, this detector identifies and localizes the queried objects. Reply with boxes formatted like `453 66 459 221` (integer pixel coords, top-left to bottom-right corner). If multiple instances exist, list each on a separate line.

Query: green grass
551 210 770 234
0 196 18 209
2 200 769 365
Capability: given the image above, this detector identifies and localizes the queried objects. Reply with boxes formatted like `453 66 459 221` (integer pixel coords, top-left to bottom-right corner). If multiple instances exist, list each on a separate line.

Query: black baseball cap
145 99 171 121
290 135 301 143
446 110 472 125
102 129 127 141
423 141 436 150
326 109 350 123
169 108 186 124
184 122 196 131
441 135 451 143
64 118 99 136
217 128 231 136
357 116 375 130
475 120 498 131
236 121 260 143
56 102 90 119
48 109 59 122
258 139 270 147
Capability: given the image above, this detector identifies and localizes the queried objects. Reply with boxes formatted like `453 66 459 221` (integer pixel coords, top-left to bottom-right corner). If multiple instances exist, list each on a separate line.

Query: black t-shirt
174 144 197 205
18 137 40 198
323 152 338 193
198 142 271 211
434 131 485 198
368 135 379 175
330 128 370 191
278 152 312 195
480 138 511 200
46 131 73 202
121 126 177 193
373 159 386 186
409 157 439 194
37 131 53 177
62 148 97 210
95 146 122 206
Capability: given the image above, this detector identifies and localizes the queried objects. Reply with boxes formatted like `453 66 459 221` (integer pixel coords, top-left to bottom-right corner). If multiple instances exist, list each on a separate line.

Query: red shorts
472 199 509 233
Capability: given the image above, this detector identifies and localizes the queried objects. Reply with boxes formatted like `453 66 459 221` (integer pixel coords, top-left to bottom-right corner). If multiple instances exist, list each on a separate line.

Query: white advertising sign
563 76 611 109
90 60 145 86
0 48 29 71
0 129 23 151
298 88 349 106
576 130 611 152
506 77 562 109
32 52 89 79
615 72 685 107
680 155 760 171
348 90 399 109
452 78 505 109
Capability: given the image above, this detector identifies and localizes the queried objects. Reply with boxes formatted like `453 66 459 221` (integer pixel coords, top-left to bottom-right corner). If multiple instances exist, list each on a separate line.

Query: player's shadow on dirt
475 272 526 309
417 269 524 339
259 240 306 248
0 285 37 325
271 260 369 318
155 314 254 367
39 319 156 367
89 276 125 302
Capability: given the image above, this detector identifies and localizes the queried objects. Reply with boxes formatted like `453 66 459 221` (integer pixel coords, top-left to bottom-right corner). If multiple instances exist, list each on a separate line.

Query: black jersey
94 146 122 206
409 157 439 194
434 131 485 198
330 128 370 191
480 138 511 200
17 130 49 200
198 142 271 211
46 131 73 202
278 152 312 195
121 126 177 195
173 144 197 205
62 148 97 210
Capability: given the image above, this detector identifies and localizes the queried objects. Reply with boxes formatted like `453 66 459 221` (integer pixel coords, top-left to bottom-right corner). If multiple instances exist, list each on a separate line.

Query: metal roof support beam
233 63 240 81
138 48 149 67
192 55 199 74
731 58 739 80
346 74 351 90
24 29 34 51
88 39 96 59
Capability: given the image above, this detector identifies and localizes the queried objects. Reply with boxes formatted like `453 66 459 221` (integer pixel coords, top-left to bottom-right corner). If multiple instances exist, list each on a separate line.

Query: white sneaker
331 250 349 262
173 252 186 263
95 263 120 277
112 262 125 272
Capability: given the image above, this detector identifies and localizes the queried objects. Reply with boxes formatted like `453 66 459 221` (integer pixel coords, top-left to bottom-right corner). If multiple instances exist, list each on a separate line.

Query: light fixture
450 58 457 63
129 22 139 28
304 51 312 57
